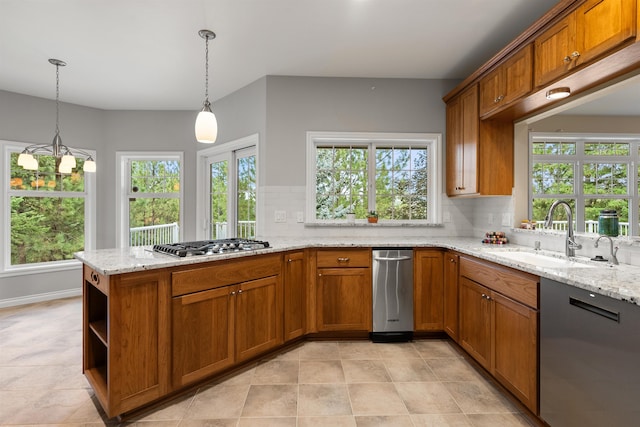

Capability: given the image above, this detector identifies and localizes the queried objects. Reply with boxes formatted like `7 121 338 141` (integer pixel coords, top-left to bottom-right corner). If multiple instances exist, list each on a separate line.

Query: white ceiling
0 0 599 112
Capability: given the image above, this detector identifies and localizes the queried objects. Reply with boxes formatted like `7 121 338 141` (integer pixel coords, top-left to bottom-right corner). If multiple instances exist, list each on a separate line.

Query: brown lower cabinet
459 256 539 414
83 248 540 419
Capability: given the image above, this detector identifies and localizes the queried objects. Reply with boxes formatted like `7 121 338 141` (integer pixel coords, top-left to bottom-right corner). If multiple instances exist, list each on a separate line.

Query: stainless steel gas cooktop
152 238 270 257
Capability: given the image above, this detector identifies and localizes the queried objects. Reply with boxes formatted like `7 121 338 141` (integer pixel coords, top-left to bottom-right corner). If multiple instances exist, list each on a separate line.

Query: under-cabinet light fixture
546 87 571 100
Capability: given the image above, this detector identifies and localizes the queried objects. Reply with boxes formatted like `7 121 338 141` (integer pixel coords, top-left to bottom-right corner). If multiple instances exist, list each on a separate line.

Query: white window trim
1 140 96 277
305 131 442 225
115 151 184 248
196 133 260 240
529 132 640 235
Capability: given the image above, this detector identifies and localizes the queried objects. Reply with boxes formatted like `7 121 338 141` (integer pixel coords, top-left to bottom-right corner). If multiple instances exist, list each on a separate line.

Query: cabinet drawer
172 254 282 296
316 249 370 268
84 265 109 295
460 256 539 309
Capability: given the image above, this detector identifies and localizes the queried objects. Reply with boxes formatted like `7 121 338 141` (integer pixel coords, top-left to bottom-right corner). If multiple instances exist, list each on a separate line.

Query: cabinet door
284 251 305 342
458 277 492 370
576 0 636 65
534 13 577 87
502 44 533 105
446 85 478 196
493 292 538 414
443 252 460 341
172 286 235 388
235 275 283 362
479 67 502 117
317 267 372 331
109 270 171 416
414 250 444 331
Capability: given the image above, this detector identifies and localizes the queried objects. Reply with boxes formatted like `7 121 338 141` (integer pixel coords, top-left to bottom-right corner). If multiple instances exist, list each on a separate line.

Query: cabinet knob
563 55 572 63
237 289 243 294
571 51 580 59
288 258 293 263
231 291 236 296
494 95 504 103
318 273 322 277
449 258 456 263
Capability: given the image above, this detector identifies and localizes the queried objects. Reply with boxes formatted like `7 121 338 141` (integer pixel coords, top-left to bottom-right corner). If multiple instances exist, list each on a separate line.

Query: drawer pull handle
569 297 619 322
337 257 350 263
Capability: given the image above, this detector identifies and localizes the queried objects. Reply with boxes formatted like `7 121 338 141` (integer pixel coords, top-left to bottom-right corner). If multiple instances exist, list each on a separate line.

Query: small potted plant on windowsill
367 210 378 224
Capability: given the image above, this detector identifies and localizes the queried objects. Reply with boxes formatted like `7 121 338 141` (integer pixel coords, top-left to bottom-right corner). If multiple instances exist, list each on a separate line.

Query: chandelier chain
55 63 60 133
204 36 209 101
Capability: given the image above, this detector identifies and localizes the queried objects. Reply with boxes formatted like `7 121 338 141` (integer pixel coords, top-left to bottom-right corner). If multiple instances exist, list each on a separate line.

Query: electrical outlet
274 210 286 223
296 211 304 223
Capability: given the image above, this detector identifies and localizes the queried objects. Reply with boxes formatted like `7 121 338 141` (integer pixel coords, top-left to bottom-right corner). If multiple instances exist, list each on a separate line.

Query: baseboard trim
0 288 82 309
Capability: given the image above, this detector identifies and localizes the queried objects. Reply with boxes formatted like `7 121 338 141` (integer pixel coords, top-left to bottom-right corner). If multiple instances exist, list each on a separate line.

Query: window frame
2 140 96 277
196 133 259 240
306 131 442 224
529 132 639 236
115 152 184 248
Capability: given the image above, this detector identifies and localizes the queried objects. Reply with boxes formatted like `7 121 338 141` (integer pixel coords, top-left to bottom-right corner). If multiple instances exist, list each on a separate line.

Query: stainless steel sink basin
484 250 596 269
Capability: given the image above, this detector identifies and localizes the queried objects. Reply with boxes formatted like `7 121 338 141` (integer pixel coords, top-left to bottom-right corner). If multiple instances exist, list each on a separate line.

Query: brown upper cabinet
534 0 637 87
446 85 479 196
479 44 533 117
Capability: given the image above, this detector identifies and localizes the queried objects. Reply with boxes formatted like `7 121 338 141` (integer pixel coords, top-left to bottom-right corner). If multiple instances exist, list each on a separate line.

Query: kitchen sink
483 250 596 269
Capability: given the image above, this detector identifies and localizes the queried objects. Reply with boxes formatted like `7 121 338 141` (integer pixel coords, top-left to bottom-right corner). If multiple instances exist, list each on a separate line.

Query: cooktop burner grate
152 238 270 257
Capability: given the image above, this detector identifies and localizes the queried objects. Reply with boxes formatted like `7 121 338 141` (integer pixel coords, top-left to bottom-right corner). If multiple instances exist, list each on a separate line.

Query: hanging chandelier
195 29 218 144
17 59 96 173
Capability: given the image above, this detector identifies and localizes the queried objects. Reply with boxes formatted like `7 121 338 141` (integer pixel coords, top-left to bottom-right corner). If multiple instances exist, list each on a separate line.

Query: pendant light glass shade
195 101 218 143
195 29 218 144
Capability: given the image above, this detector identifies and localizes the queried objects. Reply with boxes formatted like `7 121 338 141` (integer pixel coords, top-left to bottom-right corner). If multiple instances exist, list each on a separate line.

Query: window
116 153 183 247
307 132 441 223
3 141 95 273
530 133 640 236
197 134 258 240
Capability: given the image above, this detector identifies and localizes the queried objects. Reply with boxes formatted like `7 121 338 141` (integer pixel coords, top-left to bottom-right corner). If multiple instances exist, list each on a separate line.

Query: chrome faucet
544 200 582 257
594 235 619 265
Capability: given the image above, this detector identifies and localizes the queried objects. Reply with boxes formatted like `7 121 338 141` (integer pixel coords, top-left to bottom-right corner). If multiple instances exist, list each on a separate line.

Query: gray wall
1 76 459 305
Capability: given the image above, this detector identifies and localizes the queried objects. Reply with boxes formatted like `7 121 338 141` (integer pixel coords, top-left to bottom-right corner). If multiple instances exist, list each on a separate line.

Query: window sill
0 259 82 278
305 221 445 228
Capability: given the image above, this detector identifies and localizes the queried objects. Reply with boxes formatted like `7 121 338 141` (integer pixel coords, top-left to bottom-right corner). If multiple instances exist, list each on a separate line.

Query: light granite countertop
75 236 640 306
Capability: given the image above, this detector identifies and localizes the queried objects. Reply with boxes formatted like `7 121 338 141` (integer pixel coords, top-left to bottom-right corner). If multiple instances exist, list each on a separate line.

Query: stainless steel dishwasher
371 248 413 342
540 277 640 426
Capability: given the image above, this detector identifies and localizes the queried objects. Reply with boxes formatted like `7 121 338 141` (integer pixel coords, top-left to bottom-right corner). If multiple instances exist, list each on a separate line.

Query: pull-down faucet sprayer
544 200 582 257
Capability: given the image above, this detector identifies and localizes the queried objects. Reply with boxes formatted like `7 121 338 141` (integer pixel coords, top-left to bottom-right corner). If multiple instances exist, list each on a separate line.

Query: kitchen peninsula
75 237 640 420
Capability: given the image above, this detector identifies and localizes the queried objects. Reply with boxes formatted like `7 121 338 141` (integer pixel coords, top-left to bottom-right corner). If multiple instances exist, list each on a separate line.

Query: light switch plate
295 211 304 223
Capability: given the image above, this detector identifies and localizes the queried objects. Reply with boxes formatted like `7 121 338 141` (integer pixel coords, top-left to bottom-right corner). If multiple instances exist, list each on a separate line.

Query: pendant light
17 59 96 173
195 29 218 143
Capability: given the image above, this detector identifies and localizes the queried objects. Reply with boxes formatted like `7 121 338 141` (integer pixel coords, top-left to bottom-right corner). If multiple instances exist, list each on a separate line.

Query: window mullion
368 142 376 213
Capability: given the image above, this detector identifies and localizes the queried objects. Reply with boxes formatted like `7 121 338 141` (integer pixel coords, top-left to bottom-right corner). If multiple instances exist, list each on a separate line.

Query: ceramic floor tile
384 358 437 382
252 359 299 384
342 359 391 383
410 413 473 426
240 384 298 417
299 360 345 383
354 415 415 426
297 415 357 427
298 384 352 417
443 381 519 414
426 358 484 382
186 384 250 419
394 382 462 414
347 383 408 416
0 298 538 426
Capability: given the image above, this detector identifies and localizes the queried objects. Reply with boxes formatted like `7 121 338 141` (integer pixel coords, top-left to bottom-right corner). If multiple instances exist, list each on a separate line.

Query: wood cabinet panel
493 292 538 413
480 44 532 117
172 286 235 387
235 275 283 362
284 251 306 342
458 277 492 370
446 84 479 196
317 249 371 268
443 252 460 341
317 267 372 331
534 13 577 87
459 256 538 309
413 249 444 331
172 254 281 296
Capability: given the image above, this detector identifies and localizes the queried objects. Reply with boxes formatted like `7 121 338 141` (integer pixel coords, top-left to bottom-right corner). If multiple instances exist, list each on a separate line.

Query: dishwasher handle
569 297 620 322
373 256 412 262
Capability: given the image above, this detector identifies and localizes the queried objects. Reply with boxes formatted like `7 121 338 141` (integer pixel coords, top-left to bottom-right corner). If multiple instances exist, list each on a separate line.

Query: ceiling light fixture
195 29 218 144
546 87 571 100
17 59 96 173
